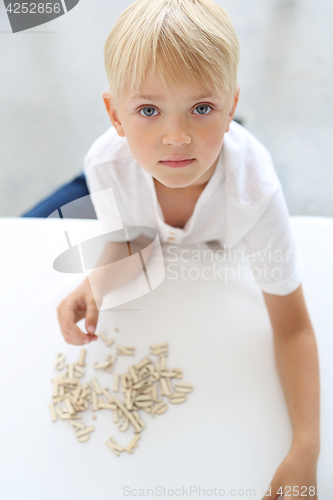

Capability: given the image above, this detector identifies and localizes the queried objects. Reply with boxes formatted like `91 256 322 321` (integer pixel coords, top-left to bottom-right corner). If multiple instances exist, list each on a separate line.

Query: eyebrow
129 93 218 101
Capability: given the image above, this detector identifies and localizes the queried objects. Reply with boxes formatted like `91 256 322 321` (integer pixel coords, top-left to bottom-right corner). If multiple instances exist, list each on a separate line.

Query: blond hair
104 0 240 102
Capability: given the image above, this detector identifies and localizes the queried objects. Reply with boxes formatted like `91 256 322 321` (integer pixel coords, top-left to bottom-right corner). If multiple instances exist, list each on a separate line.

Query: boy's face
103 71 239 189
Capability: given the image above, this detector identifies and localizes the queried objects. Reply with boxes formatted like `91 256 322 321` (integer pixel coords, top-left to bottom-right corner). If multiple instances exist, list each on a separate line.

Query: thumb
85 297 99 337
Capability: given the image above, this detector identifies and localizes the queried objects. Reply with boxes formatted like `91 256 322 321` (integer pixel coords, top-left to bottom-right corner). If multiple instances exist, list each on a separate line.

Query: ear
102 92 125 137
225 87 240 133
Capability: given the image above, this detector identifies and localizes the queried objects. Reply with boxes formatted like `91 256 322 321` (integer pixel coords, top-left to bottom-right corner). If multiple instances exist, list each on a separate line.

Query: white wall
0 0 332 216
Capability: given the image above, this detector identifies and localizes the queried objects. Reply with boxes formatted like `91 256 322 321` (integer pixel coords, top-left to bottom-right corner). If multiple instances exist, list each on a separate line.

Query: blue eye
139 106 159 117
193 104 212 115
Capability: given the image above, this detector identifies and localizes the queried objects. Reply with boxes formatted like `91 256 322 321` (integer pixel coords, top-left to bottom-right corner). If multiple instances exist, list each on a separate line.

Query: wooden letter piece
48 403 57 422
118 418 129 432
64 398 76 415
112 374 120 393
90 378 102 395
67 363 75 380
171 368 183 379
160 378 171 396
99 398 117 410
106 437 124 457
75 426 95 439
114 397 142 433
136 356 151 370
174 382 193 394
169 393 187 404
69 420 85 431
54 353 65 371
77 348 86 367
125 435 141 454
91 392 99 411
117 346 135 356
151 402 168 417
93 360 111 370
98 332 108 344
149 342 168 349
129 365 139 383
74 364 85 378
77 434 90 443
102 388 115 403
107 356 117 374
52 378 59 398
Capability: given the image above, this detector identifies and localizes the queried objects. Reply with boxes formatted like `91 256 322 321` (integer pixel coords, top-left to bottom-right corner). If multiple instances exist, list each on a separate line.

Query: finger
84 297 99 339
58 301 92 345
62 322 98 345
61 320 90 345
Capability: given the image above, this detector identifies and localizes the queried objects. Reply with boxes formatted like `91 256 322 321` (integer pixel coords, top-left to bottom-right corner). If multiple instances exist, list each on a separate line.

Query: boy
56 0 320 496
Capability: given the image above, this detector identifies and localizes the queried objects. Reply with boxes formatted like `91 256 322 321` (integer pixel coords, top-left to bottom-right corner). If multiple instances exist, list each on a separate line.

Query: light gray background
0 0 332 217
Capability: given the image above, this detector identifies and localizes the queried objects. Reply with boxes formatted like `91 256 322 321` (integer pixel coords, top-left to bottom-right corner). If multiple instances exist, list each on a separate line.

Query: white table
0 217 332 499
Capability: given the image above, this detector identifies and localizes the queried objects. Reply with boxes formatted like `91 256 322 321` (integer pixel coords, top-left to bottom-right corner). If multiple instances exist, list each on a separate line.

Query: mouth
159 159 195 168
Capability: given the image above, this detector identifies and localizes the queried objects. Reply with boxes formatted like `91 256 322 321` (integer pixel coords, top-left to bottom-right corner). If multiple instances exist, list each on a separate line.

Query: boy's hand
262 444 318 500
56 279 99 345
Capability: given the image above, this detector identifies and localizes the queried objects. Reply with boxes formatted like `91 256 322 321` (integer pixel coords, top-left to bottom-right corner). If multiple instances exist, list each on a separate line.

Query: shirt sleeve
241 188 303 295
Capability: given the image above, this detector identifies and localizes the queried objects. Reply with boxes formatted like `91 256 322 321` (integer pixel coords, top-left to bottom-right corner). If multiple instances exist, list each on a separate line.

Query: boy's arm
262 284 320 498
57 234 154 345
87 234 154 301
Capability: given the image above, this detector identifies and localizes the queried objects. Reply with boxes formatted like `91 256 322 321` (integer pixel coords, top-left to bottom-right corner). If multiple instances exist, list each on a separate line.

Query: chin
158 172 196 189
161 178 192 189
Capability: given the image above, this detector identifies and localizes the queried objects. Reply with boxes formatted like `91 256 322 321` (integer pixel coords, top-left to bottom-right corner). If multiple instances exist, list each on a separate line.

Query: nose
162 117 191 146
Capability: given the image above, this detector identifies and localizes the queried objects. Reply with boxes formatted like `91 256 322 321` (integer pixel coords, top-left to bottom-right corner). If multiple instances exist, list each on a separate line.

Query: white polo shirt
84 121 302 296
